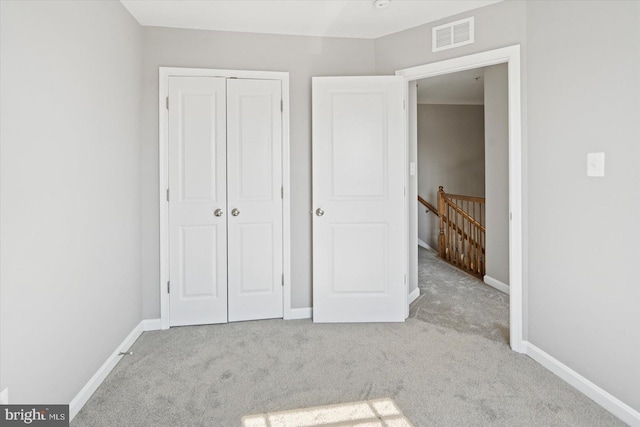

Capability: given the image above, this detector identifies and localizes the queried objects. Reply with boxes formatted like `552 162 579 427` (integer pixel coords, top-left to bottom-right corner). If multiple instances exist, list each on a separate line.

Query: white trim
396 45 524 353
69 321 145 421
0 388 8 404
483 275 509 295
142 318 162 331
417 238 432 251
285 307 312 320
408 287 420 305
281 77 292 321
159 67 291 329
524 342 640 426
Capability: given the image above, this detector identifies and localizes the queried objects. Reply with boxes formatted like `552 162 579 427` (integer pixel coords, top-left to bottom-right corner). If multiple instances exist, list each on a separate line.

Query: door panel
227 79 283 322
169 76 228 326
238 223 275 292
180 225 219 297
312 76 406 323
331 93 387 198
331 224 388 294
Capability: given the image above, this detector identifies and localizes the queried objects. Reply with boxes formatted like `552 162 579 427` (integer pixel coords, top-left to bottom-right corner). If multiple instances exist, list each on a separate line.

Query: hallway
411 246 509 344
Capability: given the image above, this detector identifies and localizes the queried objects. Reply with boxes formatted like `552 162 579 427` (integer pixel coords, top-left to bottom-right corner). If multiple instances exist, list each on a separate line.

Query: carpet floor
72 248 623 426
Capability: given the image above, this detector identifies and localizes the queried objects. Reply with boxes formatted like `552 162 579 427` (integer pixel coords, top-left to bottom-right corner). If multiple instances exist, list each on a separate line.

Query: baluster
455 205 460 265
446 203 450 261
438 186 445 259
450 203 454 263
467 213 472 272
449 206 456 263
477 226 481 275
462 201 466 269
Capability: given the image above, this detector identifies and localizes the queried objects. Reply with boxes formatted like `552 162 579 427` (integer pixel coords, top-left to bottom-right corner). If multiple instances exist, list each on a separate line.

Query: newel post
438 186 445 258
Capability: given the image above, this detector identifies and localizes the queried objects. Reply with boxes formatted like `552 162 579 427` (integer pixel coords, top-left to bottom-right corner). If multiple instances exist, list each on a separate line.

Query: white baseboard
483 275 509 295
69 319 150 421
417 239 432 251
142 318 162 331
286 307 312 320
408 287 420 305
523 341 640 426
0 388 8 404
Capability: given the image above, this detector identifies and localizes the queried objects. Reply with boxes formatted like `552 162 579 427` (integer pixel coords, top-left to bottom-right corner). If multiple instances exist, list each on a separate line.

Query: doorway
397 45 524 352
158 68 292 329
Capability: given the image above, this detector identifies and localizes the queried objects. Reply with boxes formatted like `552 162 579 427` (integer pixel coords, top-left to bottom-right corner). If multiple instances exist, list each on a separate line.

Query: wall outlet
0 388 8 404
587 152 605 177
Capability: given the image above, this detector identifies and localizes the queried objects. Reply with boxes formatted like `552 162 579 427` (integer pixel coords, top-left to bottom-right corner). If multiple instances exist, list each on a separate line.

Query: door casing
396 45 525 352
159 67 291 330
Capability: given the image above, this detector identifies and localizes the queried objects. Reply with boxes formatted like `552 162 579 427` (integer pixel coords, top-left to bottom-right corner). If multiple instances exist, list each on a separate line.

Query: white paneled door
227 79 283 322
168 76 283 326
312 76 406 323
168 76 228 326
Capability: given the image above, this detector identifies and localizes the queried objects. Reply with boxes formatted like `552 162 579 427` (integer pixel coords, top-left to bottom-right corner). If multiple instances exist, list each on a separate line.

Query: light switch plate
409 162 416 176
587 152 605 177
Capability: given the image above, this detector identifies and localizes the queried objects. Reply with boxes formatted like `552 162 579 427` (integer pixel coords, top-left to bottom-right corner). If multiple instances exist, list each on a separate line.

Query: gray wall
375 1 527 75
526 1 640 411
141 27 376 317
417 105 485 249
484 64 509 285
0 0 142 403
377 0 640 413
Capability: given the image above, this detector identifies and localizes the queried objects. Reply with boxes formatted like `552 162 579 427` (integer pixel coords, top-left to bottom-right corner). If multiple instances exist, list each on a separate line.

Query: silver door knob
315 208 325 217
214 209 223 217
231 208 240 217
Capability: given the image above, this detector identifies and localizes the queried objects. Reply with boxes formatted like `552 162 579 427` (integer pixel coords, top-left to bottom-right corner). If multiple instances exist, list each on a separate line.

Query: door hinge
403 99 406 109
281 186 284 199
281 273 284 287
280 100 283 112
166 97 169 110
167 281 170 293
166 188 170 202
404 274 406 284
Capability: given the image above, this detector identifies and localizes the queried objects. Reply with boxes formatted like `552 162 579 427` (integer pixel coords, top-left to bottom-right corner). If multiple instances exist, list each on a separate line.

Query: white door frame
158 67 291 330
396 45 525 352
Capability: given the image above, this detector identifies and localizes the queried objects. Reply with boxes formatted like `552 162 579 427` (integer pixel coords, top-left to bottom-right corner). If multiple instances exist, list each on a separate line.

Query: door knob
214 209 223 217
231 208 240 217
315 208 325 217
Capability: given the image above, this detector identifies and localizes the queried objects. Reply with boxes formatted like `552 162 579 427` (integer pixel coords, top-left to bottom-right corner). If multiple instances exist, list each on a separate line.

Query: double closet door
168 76 283 326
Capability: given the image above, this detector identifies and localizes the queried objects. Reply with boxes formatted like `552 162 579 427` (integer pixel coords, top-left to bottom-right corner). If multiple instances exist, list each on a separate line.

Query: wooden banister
443 198 485 231
438 192 486 203
418 195 438 216
437 186 486 278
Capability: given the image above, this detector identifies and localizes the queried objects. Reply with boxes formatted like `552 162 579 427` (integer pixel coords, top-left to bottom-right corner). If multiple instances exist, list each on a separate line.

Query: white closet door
312 76 406 323
168 76 228 326
227 79 283 322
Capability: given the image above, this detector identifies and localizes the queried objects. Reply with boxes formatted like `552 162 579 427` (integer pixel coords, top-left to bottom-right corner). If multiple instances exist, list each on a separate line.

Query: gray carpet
411 247 509 344
72 248 623 427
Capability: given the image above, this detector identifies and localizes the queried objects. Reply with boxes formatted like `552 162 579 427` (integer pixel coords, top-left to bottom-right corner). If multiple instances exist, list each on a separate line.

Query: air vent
432 17 474 52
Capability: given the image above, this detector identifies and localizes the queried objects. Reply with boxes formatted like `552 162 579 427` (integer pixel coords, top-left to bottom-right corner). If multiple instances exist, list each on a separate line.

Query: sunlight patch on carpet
241 398 414 427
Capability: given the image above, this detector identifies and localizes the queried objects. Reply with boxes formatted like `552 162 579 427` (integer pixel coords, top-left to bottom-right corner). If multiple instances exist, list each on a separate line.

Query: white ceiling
120 0 501 39
417 68 485 105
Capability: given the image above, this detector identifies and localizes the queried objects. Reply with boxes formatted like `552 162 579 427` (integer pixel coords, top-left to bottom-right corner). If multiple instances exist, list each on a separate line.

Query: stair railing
418 195 438 216
437 186 486 278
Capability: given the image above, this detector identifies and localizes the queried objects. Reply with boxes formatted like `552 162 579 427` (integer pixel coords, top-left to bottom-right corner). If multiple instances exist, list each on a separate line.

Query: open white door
312 76 406 323
168 76 228 326
227 79 283 322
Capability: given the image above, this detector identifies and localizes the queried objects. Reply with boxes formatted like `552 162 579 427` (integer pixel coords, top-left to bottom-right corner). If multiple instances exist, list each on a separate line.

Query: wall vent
432 17 474 52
